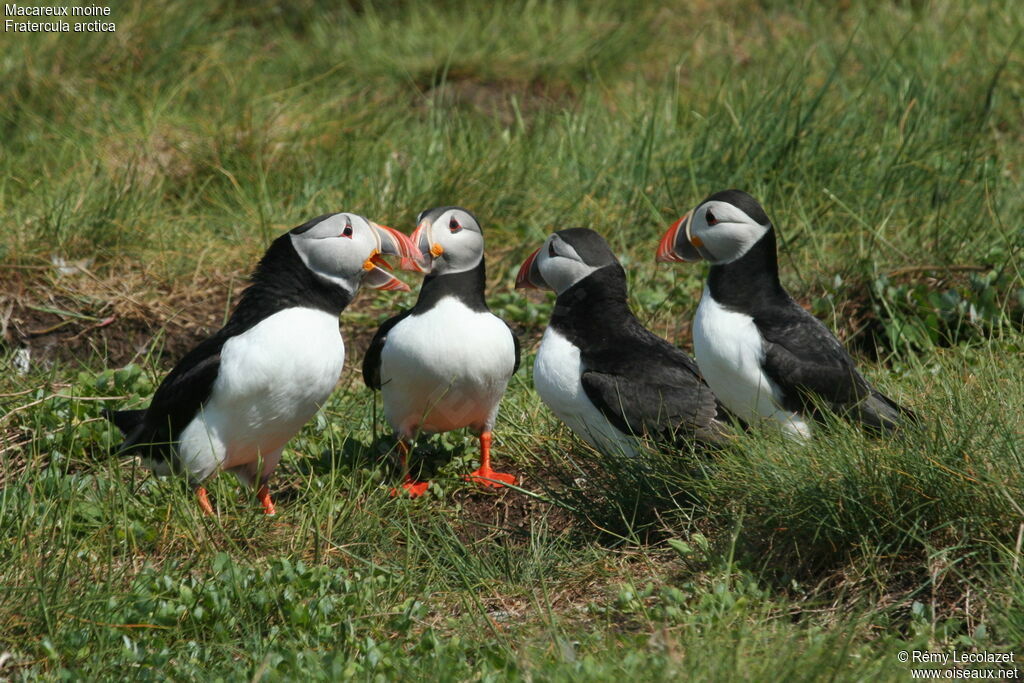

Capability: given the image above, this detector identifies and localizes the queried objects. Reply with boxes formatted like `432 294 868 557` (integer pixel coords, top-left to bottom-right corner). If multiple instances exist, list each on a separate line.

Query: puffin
515 228 731 456
362 206 520 497
105 213 416 515
656 189 915 439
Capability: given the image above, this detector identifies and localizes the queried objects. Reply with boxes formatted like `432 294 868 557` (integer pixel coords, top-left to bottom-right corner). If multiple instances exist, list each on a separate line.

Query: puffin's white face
533 233 601 295
409 208 484 275
685 200 771 265
290 213 413 293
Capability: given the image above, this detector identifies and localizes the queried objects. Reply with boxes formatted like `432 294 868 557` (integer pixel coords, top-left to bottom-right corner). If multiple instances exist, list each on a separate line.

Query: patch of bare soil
0 268 235 371
416 72 577 126
451 474 576 546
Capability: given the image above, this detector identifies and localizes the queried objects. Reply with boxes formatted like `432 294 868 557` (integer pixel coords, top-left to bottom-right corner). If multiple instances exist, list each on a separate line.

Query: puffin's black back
549 229 699 380
109 229 354 462
549 260 728 445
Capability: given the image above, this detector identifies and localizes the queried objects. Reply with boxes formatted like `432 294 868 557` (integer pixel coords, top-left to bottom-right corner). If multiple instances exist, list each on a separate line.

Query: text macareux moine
5 4 114 32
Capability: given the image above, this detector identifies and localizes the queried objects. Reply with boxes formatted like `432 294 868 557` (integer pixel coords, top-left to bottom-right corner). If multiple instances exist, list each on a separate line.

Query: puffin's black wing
362 311 412 390
758 304 867 409
112 334 226 458
505 321 521 375
580 335 727 446
758 302 911 430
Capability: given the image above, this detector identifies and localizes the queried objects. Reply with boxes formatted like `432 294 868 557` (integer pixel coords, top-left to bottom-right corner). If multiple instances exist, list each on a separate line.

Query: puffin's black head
286 212 417 294
656 189 773 265
515 228 622 295
405 206 484 276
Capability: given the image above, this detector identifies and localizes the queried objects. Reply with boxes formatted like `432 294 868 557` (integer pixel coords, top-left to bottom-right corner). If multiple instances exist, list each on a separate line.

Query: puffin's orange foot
196 487 214 516
391 480 430 498
256 485 277 516
466 468 518 488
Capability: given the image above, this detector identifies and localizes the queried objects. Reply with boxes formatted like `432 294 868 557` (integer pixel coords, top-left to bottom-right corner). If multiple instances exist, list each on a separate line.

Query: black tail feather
856 389 918 434
103 408 147 436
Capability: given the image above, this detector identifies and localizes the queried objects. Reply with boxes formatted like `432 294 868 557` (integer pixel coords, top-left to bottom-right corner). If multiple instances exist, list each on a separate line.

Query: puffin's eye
341 225 354 238
448 217 462 233
705 209 718 226
548 241 557 258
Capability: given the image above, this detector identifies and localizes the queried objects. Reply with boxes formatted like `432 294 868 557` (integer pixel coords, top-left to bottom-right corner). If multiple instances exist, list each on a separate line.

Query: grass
2 0 1023 679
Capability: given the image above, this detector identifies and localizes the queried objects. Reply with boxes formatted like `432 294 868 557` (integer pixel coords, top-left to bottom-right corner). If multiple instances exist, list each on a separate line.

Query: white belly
379 297 515 436
692 288 811 440
533 328 639 457
176 307 345 483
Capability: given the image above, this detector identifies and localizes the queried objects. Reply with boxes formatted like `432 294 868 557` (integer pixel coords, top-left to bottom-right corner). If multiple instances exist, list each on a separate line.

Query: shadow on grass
526 436 715 545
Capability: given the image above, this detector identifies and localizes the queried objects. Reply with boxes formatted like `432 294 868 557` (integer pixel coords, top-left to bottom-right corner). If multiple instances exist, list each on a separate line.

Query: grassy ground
2 0 1023 679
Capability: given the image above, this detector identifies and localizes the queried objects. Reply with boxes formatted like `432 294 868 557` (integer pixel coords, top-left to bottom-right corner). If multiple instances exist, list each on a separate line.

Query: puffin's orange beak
515 248 542 290
368 252 392 270
656 212 690 263
364 223 415 291
403 220 434 272
656 211 704 263
371 223 418 264
367 274 411 291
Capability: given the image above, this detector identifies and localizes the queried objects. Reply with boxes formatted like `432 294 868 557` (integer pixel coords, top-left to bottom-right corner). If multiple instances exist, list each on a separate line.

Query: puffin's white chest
379 297 515 435
533 328 638 457
693 288 810 439
176 307 345 481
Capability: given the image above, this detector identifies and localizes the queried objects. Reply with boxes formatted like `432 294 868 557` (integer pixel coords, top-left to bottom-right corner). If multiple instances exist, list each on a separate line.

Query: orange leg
256 484 277 516
391 440 430 498
466 431 517 488
196 487 214 516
